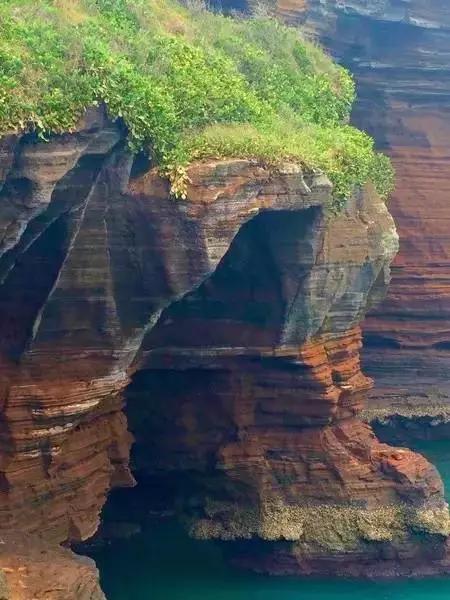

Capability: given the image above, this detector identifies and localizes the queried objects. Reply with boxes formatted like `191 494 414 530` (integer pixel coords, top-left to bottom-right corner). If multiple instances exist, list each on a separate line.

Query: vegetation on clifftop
0 0 394 207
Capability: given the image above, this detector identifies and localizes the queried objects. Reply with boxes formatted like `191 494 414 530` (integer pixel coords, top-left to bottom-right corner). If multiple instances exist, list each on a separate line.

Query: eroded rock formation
0 105 448 593
127 178 450 577
273 0 450 438
0 534 105 600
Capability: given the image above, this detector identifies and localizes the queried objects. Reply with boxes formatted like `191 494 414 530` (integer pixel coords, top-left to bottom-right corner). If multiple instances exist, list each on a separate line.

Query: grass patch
0 0 394 208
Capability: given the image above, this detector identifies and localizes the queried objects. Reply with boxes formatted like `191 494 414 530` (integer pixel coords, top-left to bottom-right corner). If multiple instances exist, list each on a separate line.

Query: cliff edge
0 0 444 596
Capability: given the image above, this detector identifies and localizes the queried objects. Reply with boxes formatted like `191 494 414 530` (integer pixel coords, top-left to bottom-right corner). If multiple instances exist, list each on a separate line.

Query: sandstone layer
1 108 449 589
0 535 105 600
126 176 450 576
273 0 450 435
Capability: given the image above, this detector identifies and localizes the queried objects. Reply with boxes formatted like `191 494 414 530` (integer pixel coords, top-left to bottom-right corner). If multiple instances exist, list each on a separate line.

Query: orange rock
0 111 442 583
289 0 450 413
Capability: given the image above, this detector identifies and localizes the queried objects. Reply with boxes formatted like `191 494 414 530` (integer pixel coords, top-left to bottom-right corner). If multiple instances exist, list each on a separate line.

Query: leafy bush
0 0 394 208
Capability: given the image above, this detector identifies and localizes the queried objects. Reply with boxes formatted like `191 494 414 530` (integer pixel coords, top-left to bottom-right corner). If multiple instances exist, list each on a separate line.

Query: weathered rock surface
0 107 447 589
126 182 450 576
0 534 105 600
274 0 450 433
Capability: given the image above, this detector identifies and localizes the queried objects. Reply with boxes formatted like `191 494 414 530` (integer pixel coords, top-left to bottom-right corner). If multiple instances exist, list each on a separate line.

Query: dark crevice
0 151 110 359
144 209 319 350
130 151 153 180
363 334 402 349
205 0 250 15
0 153 107 284
127 367 238 478
433 342 450 351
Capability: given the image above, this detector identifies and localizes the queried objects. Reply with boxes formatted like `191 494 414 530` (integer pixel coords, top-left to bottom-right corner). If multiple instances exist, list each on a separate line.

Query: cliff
0 534 105 600
0 0 446 596
127 159 448 578
1 111 449 593
283 0 450 436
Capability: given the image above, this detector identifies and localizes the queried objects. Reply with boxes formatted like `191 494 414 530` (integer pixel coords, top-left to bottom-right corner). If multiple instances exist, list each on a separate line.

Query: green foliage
0 0 394 208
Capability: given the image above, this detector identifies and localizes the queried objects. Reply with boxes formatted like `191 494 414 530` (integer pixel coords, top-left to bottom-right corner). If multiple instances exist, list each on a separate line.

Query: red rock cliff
277 0 450 430
0 107 447 595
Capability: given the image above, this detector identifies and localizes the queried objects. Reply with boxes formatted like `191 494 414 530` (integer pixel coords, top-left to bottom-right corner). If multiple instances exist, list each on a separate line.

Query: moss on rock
189 497 450 551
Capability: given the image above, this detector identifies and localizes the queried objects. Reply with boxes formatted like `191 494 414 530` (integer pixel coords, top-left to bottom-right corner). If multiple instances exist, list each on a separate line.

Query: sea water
92 440 450 600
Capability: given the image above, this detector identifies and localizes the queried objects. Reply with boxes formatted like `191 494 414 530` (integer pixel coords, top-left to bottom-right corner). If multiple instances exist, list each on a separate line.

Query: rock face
277 0 450 434
127 176 449 577
0 534 105 600
0 107 447 589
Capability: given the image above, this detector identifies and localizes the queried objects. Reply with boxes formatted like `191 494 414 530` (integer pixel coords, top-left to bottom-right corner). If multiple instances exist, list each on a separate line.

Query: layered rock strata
0 535 105 600
272 0 450 435
126 180 450 576
1 108 448 585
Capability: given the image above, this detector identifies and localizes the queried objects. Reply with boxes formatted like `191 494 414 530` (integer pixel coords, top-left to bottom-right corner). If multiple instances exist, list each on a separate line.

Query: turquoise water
92 440 450 600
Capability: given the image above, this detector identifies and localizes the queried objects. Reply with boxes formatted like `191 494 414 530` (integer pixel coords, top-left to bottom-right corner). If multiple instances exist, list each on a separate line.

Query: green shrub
0 0 394 208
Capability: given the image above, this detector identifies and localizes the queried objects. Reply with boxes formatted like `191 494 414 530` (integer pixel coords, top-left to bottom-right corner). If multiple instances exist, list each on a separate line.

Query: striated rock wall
125 176 450 576
276 0 450 431
0 534 105 600
0 106 448 588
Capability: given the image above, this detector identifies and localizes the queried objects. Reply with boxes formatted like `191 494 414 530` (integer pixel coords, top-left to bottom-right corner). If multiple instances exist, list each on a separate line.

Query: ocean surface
91 439 450 600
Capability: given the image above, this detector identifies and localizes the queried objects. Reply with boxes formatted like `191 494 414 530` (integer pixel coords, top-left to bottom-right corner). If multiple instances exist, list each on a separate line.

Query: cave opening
76 205 323 566
79 436 450 600
61 163 450 590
